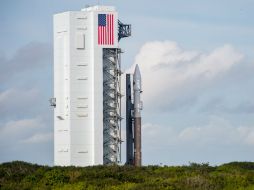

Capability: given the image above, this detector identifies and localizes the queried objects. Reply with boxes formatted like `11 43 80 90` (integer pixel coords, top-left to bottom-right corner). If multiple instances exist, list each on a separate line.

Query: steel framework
118 20 131 41
103 48 122 164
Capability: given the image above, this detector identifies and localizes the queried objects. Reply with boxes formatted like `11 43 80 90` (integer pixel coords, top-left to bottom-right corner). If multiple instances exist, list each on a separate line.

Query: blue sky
1 0 254 166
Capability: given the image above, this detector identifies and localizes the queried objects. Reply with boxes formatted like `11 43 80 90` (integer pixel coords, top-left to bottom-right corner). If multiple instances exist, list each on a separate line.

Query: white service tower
51 5 131 166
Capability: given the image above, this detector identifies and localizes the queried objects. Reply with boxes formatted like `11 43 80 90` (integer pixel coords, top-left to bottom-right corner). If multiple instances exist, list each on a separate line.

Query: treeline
1 161 254 189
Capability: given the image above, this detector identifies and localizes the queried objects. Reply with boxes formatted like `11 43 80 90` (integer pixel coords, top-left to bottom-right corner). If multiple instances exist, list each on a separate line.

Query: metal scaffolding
118 20 131 41
103 48 122 164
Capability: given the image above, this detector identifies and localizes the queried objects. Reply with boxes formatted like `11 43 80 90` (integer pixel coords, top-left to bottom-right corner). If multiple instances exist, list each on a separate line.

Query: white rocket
133 64 142 166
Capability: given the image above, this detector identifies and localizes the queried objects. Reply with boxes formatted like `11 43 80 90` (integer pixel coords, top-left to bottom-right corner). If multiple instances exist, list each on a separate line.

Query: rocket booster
133 64 142 166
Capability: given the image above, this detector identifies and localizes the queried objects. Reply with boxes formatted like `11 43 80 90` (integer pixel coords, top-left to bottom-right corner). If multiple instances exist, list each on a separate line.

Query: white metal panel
75 33 85 49
54 12 71 166
69 11 96 166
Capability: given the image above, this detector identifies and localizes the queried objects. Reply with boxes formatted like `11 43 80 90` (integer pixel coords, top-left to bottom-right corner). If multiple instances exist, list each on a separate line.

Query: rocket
126 64 142 166
133 65 142 166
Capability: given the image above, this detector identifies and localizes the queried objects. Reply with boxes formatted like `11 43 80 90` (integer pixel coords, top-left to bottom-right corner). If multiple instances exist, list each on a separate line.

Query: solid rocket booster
133 64 142 166
126 74 134 165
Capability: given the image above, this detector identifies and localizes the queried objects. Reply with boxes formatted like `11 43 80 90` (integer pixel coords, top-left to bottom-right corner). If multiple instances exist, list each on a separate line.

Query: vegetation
1 161 254 189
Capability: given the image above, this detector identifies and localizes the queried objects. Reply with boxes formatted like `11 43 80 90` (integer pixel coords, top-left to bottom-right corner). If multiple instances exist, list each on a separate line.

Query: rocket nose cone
133 64 142 91
134 64 141 80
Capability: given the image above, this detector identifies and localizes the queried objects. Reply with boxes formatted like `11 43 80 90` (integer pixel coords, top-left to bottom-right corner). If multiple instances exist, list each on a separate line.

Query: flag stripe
108 15 110 45
109 15 112 45
102 26 105 44
112 14 114 45
108 15 111 44
110 14 112 45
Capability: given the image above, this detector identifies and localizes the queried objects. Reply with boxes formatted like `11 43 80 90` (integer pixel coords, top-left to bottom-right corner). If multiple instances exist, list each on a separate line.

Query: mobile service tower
51 5 131 166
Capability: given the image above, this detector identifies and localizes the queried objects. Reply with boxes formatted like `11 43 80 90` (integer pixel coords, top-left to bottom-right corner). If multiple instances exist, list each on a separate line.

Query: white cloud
0 117 52 164
238 127 254 146
0 88 40 118
124 41 254 165
127 41 244 110
0 89 14 103
0 118 43 136
142 119 254 165
143 117 254 148
0 117 49 146
0 42 52 82
21 132 53 144
0 88 39 105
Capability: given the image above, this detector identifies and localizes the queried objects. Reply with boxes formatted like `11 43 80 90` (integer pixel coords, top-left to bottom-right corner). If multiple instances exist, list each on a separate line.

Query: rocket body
133 65 142 166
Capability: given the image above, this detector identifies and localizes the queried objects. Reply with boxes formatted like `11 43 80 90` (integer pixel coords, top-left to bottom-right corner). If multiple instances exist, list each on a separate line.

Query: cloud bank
0 42 53 164
142 117 254 165
129 41 244 111
124 41 254 165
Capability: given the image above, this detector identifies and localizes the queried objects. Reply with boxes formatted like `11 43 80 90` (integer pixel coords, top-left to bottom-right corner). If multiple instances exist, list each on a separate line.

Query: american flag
98 14 114 45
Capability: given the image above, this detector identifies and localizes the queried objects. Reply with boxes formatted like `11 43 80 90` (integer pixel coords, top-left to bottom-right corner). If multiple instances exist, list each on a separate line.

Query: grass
1 161 254 189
